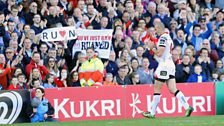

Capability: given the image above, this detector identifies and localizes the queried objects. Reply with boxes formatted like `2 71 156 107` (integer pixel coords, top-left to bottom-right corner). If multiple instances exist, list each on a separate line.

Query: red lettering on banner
59 30 66 37
44 83 215 122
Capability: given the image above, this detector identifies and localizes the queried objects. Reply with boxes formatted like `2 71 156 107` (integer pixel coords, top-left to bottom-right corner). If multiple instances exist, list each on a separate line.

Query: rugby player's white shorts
154 60 175 80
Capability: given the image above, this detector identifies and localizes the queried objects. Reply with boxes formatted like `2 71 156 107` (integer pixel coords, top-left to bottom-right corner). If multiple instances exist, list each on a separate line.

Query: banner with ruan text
41 27 113 59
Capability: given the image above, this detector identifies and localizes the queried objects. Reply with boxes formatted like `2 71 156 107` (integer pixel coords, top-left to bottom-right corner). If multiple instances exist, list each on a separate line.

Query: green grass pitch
7 115 224 126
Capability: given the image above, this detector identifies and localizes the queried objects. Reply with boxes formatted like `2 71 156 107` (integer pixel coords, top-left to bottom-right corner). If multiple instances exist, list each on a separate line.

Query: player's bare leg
167 78 194 117
142 79 164 118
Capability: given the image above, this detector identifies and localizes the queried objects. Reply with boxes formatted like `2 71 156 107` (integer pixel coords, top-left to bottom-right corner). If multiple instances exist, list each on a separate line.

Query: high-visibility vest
79 57 104 87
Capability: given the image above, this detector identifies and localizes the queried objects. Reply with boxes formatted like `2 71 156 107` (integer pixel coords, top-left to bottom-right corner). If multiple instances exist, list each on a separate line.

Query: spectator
130 72 140 85
215 60 224 74
12 67 23 77
173 29 188 54
7 76 20 90
24 2 38 25
135 45 145 66
187 64 208 83
55 68 70 87
39 43 48 60
114 65 131 85
184 46 197 65
70 71 80 87
0 54 11 89
17 73 29 90
210 31 221 51
137 57 153 84
26 52 49 80
188 24 204 51
45 57 59 77
43 73 56 88
211 69 219 82
27 87 57 122
175 54 194 83
103 73 117 86
130 57 140 72
195 48 215 81
116 48 130 67
198 39 219 63
44 6 67 27
105 51 119 77
28 67 43 87
31 14 46 34
172 48 182 65
79 47 104 87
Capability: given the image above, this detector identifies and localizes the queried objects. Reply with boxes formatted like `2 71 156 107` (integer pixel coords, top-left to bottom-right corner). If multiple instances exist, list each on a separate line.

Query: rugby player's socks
151 93 161 115
175 90 189 110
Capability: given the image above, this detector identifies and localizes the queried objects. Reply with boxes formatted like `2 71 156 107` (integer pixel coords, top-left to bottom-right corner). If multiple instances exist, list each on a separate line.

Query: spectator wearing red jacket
26 52 49 80
0 54 11 89
8 76 20 90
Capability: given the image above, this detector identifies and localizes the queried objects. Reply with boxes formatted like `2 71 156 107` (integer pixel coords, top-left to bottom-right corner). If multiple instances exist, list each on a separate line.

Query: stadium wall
0 82 220 124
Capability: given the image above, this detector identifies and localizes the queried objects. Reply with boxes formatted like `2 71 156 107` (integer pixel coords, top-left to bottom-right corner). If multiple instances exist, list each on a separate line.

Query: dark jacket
175 63 194 83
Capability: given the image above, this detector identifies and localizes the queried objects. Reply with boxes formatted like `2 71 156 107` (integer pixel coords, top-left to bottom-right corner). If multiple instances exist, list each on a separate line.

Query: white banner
41 26 77 42
41 27 113 59
72 29 113 59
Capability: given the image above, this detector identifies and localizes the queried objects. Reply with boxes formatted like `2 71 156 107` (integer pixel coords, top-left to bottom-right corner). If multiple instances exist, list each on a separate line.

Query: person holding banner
79 47 104 87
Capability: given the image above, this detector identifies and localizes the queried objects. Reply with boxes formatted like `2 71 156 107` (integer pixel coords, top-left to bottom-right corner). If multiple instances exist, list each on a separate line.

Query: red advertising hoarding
44 83 215 121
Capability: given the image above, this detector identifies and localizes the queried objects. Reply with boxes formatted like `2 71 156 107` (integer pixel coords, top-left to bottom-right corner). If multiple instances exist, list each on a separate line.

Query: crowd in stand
0 0 224 90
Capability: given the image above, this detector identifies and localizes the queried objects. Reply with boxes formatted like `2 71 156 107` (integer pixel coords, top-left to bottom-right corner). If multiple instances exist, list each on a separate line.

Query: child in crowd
187 64 207 83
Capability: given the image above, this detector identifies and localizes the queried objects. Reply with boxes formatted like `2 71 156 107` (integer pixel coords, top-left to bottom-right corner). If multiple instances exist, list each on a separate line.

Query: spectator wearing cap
198 16 213 39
